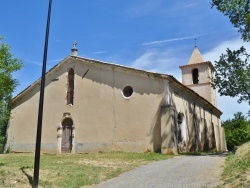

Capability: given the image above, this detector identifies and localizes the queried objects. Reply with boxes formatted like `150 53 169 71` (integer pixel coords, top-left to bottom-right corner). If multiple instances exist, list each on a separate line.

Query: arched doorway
61 118 73 153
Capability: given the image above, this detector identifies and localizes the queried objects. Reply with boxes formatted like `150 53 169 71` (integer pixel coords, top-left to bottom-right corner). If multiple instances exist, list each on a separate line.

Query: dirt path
92 154 225 188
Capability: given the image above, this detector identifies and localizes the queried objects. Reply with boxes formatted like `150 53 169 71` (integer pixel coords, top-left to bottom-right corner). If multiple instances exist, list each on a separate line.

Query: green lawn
0 152 172 188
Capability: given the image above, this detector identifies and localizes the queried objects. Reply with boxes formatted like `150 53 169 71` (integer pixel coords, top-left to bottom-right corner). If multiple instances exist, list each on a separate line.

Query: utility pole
33 0 52 187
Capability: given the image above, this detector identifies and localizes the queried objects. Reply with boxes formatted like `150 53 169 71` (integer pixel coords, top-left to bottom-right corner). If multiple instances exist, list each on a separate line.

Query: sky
0 0 249 120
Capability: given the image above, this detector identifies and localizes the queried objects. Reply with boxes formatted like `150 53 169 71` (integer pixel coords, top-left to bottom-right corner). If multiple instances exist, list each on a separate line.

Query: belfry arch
192 68 199 84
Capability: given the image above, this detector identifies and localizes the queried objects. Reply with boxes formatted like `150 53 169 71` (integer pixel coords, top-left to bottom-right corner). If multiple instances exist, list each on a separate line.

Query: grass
0 152 172 188
218 142 250 188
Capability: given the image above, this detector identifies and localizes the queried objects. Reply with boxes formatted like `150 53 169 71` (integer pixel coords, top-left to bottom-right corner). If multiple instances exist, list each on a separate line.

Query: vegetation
0 152 172 187
222 112 250 150
218 142 250 188
213 47 250 104
211 3 250 186
211 0 250 105
0 37 22 153
211 0 250 41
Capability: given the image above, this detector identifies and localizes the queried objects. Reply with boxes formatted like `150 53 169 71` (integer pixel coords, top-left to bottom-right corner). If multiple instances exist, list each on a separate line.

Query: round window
122 86 133 98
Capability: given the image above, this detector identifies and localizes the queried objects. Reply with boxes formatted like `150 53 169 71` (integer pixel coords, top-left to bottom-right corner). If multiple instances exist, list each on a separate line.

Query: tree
211 0 250 105
213 46 250 104
0 37 23 153
222 112 250 150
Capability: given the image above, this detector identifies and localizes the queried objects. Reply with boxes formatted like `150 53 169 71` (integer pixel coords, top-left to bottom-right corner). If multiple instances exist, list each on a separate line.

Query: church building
6 44 227 154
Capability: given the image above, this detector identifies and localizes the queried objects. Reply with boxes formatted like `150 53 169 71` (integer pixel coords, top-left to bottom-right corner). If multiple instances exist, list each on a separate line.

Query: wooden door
61 118 73 153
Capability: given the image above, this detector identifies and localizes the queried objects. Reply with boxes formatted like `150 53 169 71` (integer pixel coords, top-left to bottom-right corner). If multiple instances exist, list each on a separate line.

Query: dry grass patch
0 152 171 188
218 142 250 188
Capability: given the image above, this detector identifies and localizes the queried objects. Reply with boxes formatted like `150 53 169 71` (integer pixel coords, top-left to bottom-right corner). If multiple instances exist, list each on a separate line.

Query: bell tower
179 47 217 106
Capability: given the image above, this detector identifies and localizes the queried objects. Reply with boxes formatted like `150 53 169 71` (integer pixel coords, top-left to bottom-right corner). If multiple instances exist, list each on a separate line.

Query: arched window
67 68 74 105
192 68 199 84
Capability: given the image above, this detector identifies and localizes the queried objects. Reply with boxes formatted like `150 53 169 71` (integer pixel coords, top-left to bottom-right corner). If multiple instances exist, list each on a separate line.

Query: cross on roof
73 41 77 49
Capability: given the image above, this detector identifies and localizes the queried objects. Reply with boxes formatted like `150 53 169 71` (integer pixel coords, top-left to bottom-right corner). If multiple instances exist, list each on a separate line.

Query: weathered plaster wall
7 58 165 153
180 63 217 106
181 64 211 85
164 82 225 153
6 57 226 154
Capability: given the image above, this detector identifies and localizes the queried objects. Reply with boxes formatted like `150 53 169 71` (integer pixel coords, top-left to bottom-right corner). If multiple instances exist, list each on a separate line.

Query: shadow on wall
185 102 216 153
148 96 166 153
149 91 217 154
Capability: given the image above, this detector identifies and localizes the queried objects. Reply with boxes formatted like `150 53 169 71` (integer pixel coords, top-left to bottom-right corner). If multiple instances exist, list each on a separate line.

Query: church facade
6 46 227 154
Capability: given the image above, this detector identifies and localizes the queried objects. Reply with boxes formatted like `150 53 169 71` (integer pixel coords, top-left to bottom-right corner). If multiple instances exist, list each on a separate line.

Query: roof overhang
179 61 215 72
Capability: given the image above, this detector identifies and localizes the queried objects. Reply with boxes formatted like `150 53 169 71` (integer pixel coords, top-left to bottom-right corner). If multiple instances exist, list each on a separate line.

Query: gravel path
92 154 226 188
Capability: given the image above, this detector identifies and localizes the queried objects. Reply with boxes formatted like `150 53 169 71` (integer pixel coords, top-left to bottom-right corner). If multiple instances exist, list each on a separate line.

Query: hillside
220 141 250 187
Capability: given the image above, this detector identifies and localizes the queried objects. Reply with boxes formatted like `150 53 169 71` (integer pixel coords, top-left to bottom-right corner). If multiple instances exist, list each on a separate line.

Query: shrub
222 112 250 150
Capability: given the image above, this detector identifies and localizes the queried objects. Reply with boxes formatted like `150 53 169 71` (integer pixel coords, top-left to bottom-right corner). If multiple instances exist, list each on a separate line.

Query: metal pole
33 0 52 187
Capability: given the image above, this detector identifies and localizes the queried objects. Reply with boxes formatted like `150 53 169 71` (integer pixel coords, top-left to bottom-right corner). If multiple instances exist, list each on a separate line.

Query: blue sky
1 0 249 120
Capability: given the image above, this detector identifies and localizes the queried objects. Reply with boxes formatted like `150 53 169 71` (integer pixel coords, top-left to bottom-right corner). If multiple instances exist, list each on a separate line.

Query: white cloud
142 29 237 46
48 58 63 63
130 49 182 81
24 58 63 66
182 2 198 8
203 38 250 63
92 51 107 54
142 35 198 46
170 1 199 11
25 58 42 66
217 94 249 121
126 0 164 17
131 49 175 70
126 0 200 18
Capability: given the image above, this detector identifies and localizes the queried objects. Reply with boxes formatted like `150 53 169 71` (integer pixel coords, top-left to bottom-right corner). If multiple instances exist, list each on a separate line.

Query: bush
222 112 250 150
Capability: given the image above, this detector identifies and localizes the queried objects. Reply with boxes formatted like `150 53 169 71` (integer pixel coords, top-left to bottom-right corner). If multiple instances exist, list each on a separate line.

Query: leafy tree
0 37 23 153
213 46 250 104
222 112 250 150
211 0 250 105
212 0 250 41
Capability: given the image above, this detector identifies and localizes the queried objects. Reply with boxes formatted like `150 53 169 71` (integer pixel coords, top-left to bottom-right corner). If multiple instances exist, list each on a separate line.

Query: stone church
6 44 227 154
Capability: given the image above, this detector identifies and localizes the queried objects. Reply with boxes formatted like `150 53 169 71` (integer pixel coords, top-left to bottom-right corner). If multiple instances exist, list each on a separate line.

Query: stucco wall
188 84 214 106
165 82 224 152
181 64 211 85
6 57 225 154
7 58 165 153
180 63 216 106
